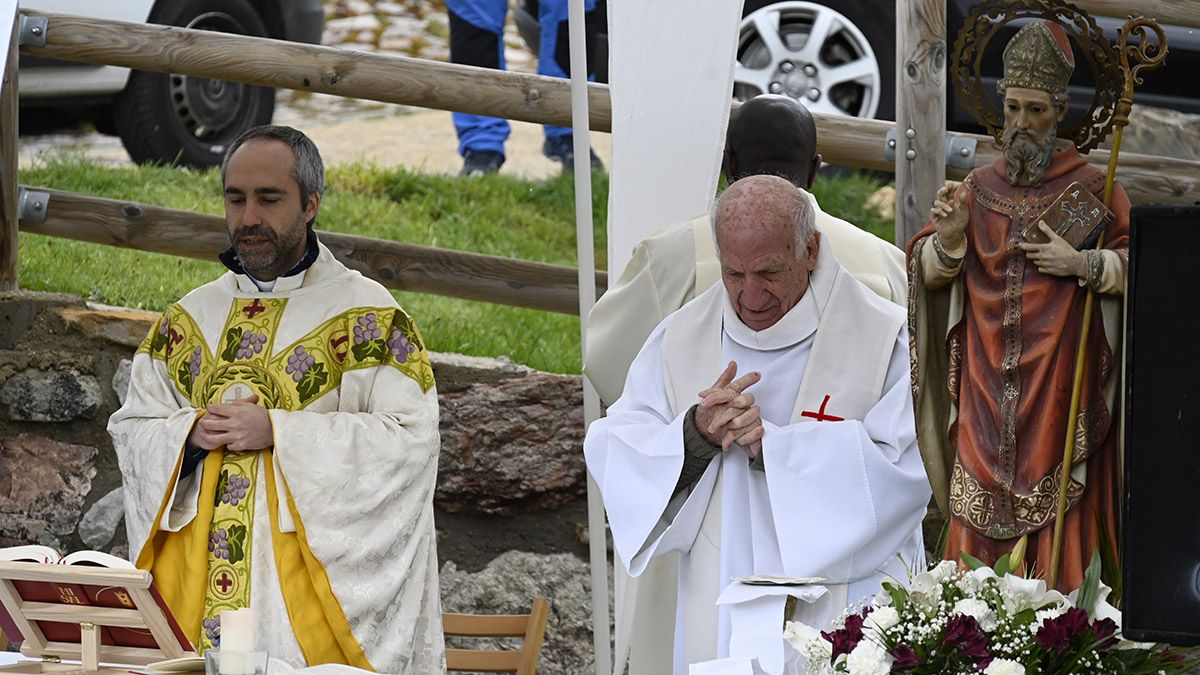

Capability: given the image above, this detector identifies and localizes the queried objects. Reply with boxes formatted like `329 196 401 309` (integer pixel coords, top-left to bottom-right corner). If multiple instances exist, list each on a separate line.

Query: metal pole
565 0 611 672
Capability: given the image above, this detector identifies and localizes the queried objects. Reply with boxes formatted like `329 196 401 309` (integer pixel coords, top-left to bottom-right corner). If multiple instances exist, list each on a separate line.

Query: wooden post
894 0 947 248
0 11 18 291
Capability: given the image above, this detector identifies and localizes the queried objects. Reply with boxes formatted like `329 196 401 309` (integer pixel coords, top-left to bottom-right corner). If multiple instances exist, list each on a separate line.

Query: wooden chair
443 596 550 674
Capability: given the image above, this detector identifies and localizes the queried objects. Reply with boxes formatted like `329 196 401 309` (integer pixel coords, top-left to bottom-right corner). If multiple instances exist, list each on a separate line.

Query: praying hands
188 394 274 452
695 361 764 457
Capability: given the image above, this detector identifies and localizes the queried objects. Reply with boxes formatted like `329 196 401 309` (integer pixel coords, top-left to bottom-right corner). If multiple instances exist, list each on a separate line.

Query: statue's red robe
908 146 1129 591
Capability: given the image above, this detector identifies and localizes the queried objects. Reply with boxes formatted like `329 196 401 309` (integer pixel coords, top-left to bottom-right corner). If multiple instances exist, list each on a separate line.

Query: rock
437 373 585 513
0 433 98 548
430 351 530 394
866 185 896 223
113 359 132 407
1 369 102 422
440 551 610 675
1104 104 1200 163
78 487 125 550
58 306 156 349
325 15 382 34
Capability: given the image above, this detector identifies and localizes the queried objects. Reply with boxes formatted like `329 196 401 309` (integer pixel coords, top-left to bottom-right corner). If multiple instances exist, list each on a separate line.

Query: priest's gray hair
711 177 817 260
221 125 325 210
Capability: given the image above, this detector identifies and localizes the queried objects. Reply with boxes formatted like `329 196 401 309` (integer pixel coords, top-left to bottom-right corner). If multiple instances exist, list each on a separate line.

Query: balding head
723 95 820 188
713 175 820 331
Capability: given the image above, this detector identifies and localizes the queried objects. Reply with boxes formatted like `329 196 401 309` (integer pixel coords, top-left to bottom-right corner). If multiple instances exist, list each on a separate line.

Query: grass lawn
18 156 893 373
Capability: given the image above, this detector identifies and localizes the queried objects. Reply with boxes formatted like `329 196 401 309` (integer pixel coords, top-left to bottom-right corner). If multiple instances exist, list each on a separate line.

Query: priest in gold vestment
108 126 444 672
908 21 1129 591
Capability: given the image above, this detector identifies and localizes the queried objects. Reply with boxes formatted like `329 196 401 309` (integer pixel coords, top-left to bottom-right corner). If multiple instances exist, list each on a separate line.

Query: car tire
113 0 276 167
736 0 896 122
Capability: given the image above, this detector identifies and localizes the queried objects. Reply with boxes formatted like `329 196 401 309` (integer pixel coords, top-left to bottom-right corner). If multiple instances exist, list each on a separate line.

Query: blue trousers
446 0 597 156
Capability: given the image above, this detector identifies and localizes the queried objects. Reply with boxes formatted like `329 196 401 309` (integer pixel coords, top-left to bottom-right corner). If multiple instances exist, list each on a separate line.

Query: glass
204 649 268 675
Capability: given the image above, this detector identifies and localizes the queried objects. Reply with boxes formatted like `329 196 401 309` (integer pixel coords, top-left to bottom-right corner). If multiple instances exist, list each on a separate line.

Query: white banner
0 0 17 82
605 0 743 279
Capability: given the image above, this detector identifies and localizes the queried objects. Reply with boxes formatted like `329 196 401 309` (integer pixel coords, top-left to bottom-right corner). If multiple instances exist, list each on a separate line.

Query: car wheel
113 0 276 167
735 0 896 121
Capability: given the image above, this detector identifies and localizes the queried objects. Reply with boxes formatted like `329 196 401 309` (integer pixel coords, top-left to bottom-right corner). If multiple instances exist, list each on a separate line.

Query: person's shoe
460 150 504 177
542 137 604 174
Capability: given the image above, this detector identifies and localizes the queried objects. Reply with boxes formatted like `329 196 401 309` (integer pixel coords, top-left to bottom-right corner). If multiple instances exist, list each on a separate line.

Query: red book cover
0 546 194 655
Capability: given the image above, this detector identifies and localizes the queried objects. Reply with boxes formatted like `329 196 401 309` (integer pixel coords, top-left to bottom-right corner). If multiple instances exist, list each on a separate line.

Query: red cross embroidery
242 299 266 318
216 572 234 593
329 334 349 363
801 394 844 422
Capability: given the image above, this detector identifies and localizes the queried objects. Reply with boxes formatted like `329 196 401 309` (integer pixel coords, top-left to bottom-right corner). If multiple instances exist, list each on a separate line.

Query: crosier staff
1048 16 1168 590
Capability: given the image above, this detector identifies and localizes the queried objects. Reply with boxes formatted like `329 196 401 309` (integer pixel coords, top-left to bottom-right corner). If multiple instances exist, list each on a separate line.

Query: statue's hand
931 183 968 251
1018 221 1089 279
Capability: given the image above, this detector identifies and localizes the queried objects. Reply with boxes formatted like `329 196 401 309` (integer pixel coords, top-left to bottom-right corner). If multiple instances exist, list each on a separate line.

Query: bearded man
108 126 444 671
908 21 1130 591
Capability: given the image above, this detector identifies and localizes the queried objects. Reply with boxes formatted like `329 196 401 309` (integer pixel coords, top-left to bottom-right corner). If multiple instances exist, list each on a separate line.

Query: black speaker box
1122 204 1200 645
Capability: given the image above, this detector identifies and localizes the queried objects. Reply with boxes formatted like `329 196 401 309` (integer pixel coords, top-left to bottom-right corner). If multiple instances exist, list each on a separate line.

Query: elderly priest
585 175 930 674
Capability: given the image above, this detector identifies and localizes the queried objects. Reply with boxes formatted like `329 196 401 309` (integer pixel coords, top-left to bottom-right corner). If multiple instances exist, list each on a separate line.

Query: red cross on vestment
216 572 234 593
242 299 266 319
801 394 844 422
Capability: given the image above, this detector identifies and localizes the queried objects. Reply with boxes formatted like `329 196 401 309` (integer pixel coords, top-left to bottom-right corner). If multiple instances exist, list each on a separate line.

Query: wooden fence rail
6 9 1200 298
21 10 1200 207
20 188 606 315
1 13 17 292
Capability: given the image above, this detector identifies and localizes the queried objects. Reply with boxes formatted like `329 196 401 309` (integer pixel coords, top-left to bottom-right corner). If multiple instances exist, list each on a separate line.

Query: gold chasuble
111 244 444 673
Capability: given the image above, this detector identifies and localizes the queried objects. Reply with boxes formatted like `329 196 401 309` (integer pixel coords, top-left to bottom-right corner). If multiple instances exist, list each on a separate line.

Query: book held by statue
0 545 196 675
1021 180 1114 250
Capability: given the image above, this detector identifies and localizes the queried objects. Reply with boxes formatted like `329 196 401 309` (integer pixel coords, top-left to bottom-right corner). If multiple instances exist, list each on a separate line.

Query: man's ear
1056 103 1068 123
304 192 321 224
807 153 822 189
806 231 821 272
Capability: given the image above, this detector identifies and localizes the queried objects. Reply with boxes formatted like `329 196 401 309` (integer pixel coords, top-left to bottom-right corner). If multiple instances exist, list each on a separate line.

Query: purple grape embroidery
285 345 316 383
388 328 416 363
353 313 381 344
235 331 267 360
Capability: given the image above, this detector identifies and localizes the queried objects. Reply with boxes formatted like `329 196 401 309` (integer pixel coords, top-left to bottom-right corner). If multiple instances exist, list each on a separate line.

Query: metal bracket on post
18 187 49 223
884 128 977 170
18 13 46 48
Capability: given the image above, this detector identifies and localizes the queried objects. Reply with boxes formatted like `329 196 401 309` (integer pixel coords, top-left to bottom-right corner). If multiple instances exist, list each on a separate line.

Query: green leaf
883 580 907 613
213 470 229 507
176 361 192 394
1076 550 1103 618
994 553 1011 577
296 362 329 403
226 523 247 565
959 552 986 571
220 327 243 362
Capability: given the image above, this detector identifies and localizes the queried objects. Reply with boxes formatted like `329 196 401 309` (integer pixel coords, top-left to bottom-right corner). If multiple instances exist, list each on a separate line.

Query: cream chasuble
109 244 444 673
585 251 930 675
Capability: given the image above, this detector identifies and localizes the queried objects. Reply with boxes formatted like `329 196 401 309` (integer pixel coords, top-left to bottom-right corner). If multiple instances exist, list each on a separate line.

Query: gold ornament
998 21 1074 95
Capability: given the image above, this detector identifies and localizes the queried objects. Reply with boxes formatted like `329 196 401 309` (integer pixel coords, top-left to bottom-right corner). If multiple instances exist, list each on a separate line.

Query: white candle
220 607 255 652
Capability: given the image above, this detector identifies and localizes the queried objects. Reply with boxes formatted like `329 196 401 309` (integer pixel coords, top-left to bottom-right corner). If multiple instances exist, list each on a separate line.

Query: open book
0 545 134 569
0 544 195 666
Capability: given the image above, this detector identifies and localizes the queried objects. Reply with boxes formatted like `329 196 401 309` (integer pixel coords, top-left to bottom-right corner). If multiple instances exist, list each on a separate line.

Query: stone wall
0 290 604 674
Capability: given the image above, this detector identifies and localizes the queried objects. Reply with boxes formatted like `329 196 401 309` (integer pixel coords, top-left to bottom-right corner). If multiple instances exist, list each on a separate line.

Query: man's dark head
722 95 820 189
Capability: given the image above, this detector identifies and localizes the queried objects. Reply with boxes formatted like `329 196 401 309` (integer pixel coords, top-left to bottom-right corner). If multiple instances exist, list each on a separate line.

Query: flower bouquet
784 550 1195 674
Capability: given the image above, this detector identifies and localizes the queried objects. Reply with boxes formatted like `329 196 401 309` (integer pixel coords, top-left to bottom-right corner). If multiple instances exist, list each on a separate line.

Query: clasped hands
932 183 1087 280
695 361 764 458
187 394 274 452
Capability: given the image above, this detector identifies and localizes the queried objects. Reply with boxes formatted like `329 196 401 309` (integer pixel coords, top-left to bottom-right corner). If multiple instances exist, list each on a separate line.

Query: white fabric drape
605 0 744 279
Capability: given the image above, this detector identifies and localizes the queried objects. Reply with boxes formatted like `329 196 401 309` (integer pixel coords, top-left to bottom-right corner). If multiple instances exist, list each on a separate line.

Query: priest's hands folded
696 361 764 457
188 394 275 452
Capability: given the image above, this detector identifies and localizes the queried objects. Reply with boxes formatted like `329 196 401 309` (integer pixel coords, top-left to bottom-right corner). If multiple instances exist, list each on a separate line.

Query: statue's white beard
1001 123 1057 187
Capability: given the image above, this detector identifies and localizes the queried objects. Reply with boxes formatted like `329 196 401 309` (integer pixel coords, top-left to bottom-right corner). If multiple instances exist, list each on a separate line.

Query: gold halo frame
950 0 1124 154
